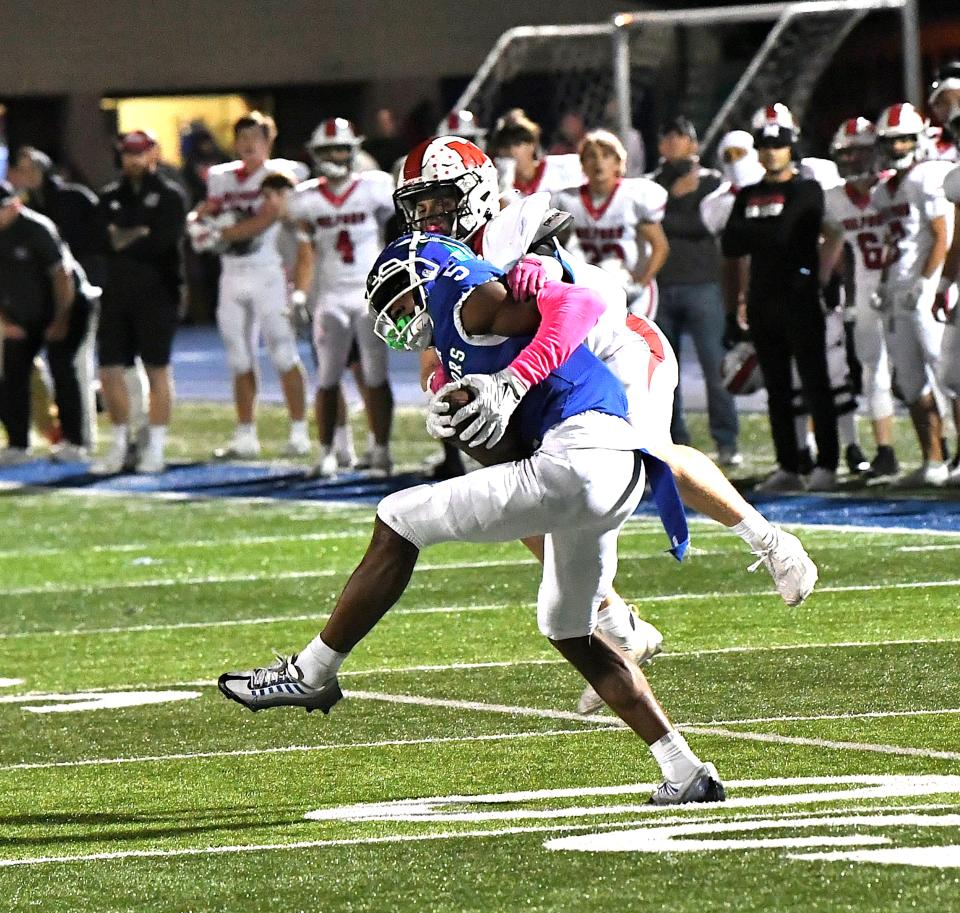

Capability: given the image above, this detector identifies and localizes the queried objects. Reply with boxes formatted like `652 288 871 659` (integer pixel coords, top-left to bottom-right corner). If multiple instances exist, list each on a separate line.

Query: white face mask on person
723 150 765 188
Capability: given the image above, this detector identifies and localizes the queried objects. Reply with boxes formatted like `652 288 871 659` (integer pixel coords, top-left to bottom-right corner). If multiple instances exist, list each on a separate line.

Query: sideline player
820 118 899 481
552 129 669 319
934 164 960 485
188 111 310 459
488 109 584 197
220 233 727 807
872 103 956 487
285 118 396 478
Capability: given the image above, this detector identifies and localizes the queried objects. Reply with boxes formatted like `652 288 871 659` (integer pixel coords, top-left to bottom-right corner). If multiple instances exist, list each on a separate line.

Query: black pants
749 293 839 473
0 298 92 448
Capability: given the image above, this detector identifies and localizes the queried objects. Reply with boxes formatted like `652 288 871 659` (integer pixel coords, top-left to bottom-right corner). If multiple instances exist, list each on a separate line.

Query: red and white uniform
823 180 893 420
700 182 738 238
872 160 956 402
288 170 394 388
552 178 668 319
206 158 309 375
510 154 584 197
470 191 677 447
939 165 960 400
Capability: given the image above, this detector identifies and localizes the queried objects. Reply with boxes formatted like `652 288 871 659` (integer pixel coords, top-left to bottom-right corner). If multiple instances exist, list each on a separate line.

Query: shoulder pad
528 208 573 252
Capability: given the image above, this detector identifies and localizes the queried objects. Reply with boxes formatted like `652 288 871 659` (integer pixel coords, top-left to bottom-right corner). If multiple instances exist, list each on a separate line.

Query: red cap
119 130 157 154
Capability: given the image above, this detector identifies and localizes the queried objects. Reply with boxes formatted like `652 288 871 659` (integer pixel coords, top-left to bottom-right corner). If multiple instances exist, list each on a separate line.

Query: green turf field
3 405 960 911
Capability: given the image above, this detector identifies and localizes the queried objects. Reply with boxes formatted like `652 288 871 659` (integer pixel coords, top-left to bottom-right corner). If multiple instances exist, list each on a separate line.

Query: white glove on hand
284 289 311 327
425 392 456 440
444 369 527 449
187 215 224 254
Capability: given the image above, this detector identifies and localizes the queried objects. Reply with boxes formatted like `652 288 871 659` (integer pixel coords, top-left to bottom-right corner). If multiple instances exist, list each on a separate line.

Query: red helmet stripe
845 119 857 135
766 105 777 121
402 138 433 182
447 113 460 131
888 104 903 128
448 140 487 168
325 119 337 138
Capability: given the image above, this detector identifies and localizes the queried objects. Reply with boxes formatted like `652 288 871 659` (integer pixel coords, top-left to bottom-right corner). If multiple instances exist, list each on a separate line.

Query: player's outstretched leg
552 633 725 805
218 518 419 712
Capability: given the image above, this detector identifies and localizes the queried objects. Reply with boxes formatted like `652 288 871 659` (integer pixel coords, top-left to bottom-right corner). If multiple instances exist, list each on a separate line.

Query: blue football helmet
367 232 473 351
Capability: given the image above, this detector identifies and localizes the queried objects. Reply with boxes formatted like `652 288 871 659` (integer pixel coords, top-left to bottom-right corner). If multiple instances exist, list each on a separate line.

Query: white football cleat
283 434 312 458
748 526 818 607
308 451 339 479
218 653 343 714
49 442 88 463
649 762 727 806
213 434 261 460
91 443 127 475
578 612 663 715
135 451 166 474
356 449 393 477
895 462 949 488
335 447 357 470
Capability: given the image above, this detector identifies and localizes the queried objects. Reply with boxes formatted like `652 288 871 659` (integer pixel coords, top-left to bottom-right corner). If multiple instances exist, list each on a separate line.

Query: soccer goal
446 0 920 158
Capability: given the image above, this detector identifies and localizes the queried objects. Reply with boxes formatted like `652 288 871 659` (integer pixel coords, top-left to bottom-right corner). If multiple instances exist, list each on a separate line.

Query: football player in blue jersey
219 232 726 806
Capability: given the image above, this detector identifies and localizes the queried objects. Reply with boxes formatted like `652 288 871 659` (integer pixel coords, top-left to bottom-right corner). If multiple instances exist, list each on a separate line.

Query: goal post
446 0 920 160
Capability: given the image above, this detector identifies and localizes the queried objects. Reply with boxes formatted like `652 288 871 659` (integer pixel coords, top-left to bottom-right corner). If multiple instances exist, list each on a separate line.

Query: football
439 385 528 467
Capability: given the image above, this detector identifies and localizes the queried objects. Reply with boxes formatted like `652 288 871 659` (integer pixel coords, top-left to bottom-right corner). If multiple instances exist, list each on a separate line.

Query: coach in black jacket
722 122 838 492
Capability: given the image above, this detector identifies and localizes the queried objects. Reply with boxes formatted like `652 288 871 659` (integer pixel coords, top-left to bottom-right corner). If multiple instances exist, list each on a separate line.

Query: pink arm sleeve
428 363 451 393
507 280 606 389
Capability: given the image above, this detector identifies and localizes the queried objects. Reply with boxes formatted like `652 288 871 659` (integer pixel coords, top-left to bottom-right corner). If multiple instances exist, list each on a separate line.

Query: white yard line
0 726 620 773
683 725 960 762
701 707 960 726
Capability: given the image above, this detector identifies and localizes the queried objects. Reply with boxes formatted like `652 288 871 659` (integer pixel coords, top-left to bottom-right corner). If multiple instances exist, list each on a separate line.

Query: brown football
440 386 529 467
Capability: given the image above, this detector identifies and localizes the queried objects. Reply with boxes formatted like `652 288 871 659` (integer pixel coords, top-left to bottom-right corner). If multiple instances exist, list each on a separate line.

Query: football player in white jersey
188 112 310 459
820 117 900 481
395 136 816 710
285 118 396 478
928 61 960 163
552 130 669 319
935 165 960 485
487 109 584 198
872 102 956 487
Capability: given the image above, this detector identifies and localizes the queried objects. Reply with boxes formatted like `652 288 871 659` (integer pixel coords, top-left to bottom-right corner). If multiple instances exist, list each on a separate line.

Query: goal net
446 1 917 161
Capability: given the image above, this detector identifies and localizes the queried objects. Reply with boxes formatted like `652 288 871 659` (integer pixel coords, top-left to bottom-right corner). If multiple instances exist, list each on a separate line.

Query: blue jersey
426 248 628 450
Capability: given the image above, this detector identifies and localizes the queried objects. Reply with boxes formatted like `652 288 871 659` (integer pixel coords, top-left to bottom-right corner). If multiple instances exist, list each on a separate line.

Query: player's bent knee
376 487 434 550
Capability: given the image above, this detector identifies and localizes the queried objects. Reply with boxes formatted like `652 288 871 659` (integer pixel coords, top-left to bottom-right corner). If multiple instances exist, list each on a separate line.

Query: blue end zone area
3 458 960 533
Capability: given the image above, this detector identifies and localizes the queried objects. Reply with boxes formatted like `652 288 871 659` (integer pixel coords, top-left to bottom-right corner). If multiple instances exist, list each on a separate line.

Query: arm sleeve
506 279 606 389
720 191 751 258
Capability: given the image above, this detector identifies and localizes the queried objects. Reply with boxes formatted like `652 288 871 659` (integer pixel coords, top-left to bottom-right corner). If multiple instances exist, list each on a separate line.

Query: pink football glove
507 256 547 302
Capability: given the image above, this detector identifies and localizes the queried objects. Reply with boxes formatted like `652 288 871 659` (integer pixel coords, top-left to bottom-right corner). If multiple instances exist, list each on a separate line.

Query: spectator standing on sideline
92 131 186 475
652 116 740 466
7 146 104 450
549 111 587 156
722 109 838 492
0 181 91 463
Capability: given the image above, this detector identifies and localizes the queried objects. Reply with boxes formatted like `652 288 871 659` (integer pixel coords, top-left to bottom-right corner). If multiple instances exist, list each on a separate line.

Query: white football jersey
945 165 960 204
512 154 584 197
799 157 843 191
823 181 886 303
206 158 309 268
288 170 394 293
471 193 634 365
552 178 667 275
872 160 956 289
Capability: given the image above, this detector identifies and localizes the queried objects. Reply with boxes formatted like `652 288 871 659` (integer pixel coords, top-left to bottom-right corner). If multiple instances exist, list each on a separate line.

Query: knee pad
266 335 300 375
376 487 431 550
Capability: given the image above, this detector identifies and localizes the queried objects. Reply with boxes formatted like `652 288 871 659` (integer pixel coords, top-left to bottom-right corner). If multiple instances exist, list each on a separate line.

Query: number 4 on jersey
336 229 355 264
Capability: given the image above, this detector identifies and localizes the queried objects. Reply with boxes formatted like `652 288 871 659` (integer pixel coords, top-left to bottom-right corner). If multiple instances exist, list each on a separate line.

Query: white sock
148 425 167 459
333 424 354 453
838 411 858 448
596 594 638 652
371 443 390 460
237 422 256 439
289 419 308 440
731 506 776 552
650 729 702 784
111 424 129 451
297 634 347 687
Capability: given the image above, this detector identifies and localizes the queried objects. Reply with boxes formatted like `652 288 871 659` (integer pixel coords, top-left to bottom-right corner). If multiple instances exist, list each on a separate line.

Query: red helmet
751 103 799 147
394 135 499 240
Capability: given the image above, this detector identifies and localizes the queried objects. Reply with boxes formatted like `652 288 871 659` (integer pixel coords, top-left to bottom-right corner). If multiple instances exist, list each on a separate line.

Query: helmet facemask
311 144 355 181
878 134 919 171
833 144 876 181
394 171 486 240
367 254 438 352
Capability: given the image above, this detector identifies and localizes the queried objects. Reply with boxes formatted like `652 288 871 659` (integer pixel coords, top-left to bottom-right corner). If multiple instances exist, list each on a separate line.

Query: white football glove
187 214 225 254
444 369 527 449
425 392 456 440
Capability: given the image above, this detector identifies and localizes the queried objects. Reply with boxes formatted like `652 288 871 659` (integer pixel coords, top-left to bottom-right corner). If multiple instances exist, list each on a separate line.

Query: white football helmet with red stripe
876 103 927 169
309 118 363 180
751 103 799 146
394 136 500 240
441 110 486 148
829 117 876 180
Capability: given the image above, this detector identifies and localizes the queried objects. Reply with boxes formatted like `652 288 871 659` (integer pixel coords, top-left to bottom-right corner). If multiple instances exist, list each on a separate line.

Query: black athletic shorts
98 268 178 368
